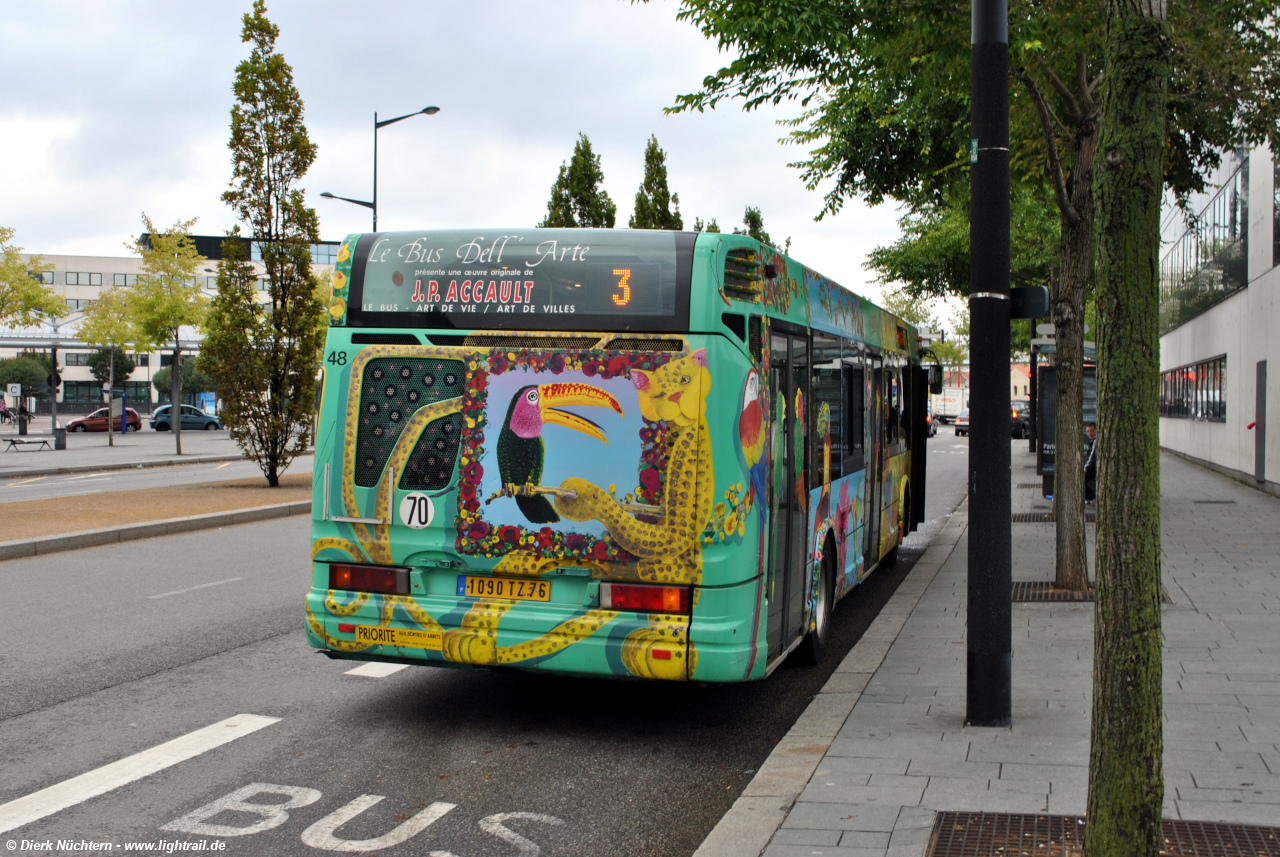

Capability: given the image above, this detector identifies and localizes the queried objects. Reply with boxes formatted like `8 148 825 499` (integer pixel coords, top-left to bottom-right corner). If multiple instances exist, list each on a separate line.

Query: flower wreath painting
454 347 675 564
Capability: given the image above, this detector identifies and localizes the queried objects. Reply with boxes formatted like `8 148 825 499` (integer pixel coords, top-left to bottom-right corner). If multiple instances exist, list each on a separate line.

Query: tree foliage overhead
0 226 64 328
0 356 47 389
88 349 136 388
630 135 683 229
203 0 325 487
538 133 617 228
152 363 215 400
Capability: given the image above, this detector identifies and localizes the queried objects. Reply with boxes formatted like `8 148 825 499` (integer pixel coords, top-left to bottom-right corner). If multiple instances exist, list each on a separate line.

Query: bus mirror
929 364 943 395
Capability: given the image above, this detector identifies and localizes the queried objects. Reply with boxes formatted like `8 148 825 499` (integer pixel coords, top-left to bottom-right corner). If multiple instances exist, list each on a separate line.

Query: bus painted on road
306 228 932 682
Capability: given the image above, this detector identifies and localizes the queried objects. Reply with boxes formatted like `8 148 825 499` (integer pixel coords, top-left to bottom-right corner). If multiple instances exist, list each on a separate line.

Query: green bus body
306 229 926 682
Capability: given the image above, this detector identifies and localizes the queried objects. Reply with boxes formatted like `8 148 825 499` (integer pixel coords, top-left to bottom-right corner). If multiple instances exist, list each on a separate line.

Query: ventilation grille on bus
424 334 602 349
723 247 764 300
721 313 747 342
355 357 466 488
749 316 764 361
399 413 463 492
599 338 684 352
351 333 420 345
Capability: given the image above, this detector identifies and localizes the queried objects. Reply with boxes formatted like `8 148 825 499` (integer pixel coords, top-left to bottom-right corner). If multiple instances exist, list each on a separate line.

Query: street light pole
322 106 439 231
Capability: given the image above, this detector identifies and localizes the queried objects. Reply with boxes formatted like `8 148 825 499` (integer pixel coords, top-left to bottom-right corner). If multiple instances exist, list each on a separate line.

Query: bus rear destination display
350 229 684 329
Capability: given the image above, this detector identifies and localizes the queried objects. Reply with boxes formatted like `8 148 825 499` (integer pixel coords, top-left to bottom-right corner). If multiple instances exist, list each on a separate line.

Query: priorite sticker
399 493 434 529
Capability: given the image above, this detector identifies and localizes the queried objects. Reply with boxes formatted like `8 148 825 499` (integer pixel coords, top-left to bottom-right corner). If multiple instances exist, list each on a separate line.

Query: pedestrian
0 399 8 424
1083 421 1097 504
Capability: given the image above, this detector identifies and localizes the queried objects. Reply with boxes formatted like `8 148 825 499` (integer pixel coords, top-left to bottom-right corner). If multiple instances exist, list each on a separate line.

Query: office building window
64 298 96 311
134 354 149 367
258 278 268 291
65 272 103 286
65 352 91 366
112 274 139 286
1160 355 1227 421
29 271 54 284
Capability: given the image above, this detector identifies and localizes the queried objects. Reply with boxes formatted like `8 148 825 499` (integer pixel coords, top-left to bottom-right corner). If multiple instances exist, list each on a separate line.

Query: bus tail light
337 623 355 634
600 583 690 614
329 563 410 595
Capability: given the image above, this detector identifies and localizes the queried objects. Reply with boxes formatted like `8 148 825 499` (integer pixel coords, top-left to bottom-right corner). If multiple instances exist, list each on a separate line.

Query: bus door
766 328 810 659
864 353 883 570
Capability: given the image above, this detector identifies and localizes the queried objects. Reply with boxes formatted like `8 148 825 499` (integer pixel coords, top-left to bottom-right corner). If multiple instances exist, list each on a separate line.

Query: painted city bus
306 228 934 682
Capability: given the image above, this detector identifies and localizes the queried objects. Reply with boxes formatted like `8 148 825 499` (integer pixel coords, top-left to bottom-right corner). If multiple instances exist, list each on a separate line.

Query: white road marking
0 714 281 835
46 490 106 498
4 477 48 488
149 577 244 600
345 662 408 678
64 473 112 481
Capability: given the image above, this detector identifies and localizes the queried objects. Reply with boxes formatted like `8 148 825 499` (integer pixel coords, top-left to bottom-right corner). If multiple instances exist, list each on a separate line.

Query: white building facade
1159 146 1279 494
2 237 337 415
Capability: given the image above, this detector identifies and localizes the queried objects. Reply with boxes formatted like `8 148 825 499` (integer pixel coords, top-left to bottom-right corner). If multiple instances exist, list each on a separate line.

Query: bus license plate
457 576 551 602
354 625 443 651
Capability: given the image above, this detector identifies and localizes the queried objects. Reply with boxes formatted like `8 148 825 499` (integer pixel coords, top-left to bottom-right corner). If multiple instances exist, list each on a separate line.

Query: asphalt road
0 436 969 856
0 455 314 503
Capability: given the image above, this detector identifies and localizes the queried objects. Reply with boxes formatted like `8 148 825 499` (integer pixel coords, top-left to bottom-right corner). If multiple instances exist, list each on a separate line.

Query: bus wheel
797 541 836 665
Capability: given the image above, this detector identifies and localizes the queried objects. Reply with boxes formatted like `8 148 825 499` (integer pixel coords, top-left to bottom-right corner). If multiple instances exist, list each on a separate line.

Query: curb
692 500 971 857
0 501 312 561
0 454 248 480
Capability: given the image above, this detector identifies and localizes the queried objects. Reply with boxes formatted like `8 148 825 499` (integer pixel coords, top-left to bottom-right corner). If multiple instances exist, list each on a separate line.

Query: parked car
1011 400 1032 438
150 404 220 431
954 408 970 437
925 407 938 437
66 407 142 433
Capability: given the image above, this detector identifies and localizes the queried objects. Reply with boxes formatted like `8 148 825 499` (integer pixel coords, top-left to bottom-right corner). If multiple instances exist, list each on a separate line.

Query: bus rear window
345 229 692 332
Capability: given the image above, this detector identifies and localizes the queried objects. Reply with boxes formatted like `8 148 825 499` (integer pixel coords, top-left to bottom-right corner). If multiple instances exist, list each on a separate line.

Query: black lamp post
321 106 440 231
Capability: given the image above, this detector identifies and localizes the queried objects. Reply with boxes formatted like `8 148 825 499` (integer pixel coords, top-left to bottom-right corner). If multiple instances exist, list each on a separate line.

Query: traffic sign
6 383 19 397
47 372 62 388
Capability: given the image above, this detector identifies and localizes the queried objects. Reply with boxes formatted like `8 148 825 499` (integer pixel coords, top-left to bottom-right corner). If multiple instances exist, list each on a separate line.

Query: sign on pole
6 383 19 398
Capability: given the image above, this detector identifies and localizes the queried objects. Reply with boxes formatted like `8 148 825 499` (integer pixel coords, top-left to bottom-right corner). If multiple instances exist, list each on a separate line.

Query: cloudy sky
1 0 905 300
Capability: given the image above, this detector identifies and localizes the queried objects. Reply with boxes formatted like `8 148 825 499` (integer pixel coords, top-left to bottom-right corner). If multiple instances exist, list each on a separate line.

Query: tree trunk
107 355 114 448
1085 1 1168 854
1052 106 1100 592
172 342 182 456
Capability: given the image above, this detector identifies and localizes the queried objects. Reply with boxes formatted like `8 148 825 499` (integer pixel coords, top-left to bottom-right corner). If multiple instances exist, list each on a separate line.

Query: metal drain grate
1017 483 1041 488
1012 512 1096 523
1012 582 1173 604
927 812 1280 857
1192 499 1237 505
1012 582 1094 602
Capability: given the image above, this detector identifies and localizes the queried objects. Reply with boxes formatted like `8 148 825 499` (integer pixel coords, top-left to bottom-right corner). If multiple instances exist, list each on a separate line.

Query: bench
4 438 52 452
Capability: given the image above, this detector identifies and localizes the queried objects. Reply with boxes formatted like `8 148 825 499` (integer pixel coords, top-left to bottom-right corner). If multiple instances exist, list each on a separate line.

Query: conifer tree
203 0 325 486
538 133 616 228
629 135 683 229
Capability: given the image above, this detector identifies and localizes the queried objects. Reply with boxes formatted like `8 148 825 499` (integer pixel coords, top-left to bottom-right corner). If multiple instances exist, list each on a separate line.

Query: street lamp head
422 106 440 115
320 192 336 199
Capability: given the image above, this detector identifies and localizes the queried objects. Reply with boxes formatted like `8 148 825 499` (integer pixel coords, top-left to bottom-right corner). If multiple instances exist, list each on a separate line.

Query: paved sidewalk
699 449 1280 857
0 426 244 479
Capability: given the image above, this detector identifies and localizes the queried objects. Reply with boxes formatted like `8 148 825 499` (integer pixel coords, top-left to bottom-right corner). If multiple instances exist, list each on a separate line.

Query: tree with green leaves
880 287 940 332
733 206 790 252
1085 1 1170 852
128 214 206 455
692 217 721 233
629 135 683 229
0 227 63 328
0 356 47 390
538 133 617 228
152 363 215 402
79 288 139 447
203 1 326 487
667 0 1280 591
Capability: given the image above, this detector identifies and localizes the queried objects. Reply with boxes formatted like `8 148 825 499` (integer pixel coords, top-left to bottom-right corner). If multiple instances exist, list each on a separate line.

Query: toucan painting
496 383 624 523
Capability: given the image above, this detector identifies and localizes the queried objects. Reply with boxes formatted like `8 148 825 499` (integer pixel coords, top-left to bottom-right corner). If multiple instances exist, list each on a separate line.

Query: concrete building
1158 146 1278 494
1 236 337 416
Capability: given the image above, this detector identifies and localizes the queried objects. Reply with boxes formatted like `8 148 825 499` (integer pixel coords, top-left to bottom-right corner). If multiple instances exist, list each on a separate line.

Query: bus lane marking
3 477 47 488
344 663 408 678
0 714 280 835
149 577 244 600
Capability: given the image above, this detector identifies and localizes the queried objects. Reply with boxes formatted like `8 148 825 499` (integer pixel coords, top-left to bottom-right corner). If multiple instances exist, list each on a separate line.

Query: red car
66 407 143 432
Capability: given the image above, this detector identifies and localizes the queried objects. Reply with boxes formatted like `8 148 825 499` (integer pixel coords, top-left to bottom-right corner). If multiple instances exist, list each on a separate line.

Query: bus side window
811 334 843 483
884 366 899 447
844 360 865 473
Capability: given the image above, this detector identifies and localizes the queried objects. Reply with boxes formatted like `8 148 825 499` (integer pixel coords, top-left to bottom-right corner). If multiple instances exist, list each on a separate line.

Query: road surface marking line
47 490 105 498
149 577 244 600
216 462 232 469
0 713 281 835
64 474 112 481
4 477 48 487
345 663 409 678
